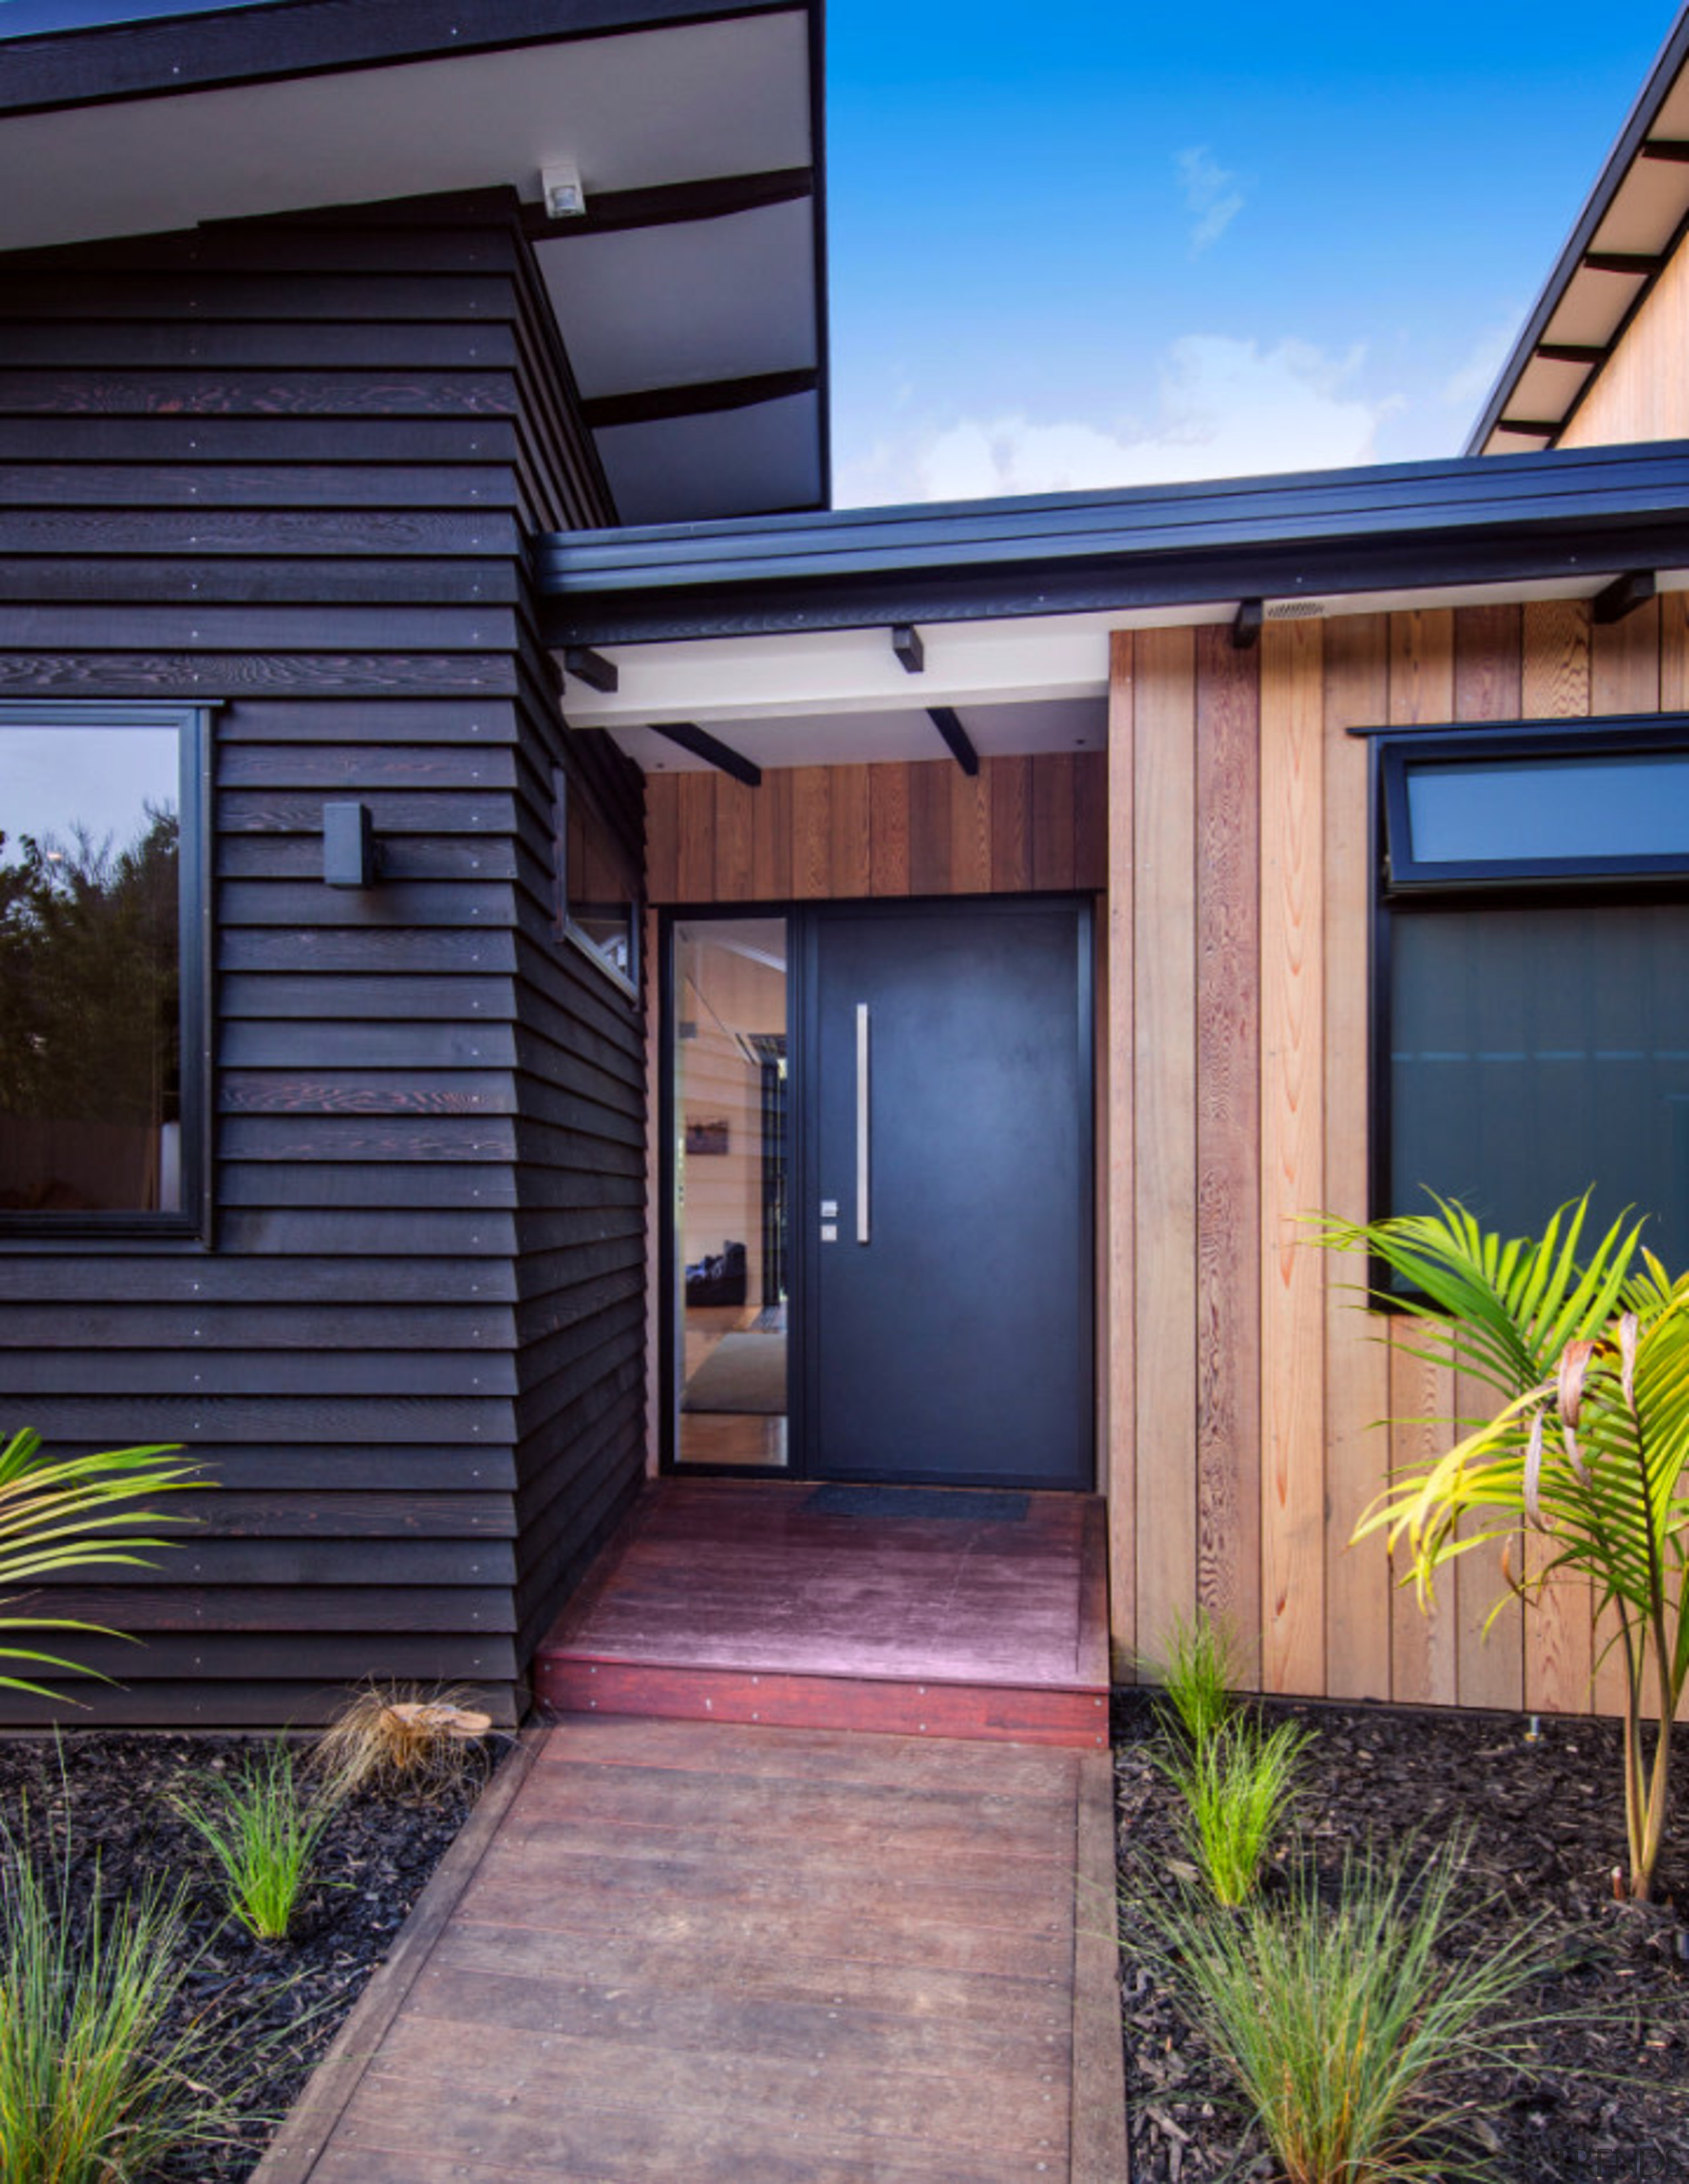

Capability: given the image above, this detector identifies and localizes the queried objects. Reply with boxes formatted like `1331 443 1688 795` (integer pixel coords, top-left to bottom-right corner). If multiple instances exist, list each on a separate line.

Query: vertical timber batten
1098 596 1672 1719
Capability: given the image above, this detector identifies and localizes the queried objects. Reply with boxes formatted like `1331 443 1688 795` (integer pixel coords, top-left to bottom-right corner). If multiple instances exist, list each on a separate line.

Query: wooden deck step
533 1480 1109 1751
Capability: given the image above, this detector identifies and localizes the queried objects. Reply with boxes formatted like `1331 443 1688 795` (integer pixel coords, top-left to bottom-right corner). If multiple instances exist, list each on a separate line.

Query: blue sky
825 3 1682 503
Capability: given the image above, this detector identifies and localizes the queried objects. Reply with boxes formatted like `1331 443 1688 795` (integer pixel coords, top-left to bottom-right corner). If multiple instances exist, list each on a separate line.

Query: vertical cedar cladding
1103 594 1689 1719
0 189 645 1725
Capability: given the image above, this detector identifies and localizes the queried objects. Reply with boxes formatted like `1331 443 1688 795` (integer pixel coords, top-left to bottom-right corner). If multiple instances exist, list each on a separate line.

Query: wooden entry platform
534 1480 1109 1749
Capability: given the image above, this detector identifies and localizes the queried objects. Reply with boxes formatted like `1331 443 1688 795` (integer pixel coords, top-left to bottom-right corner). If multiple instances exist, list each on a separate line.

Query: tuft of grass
172 1741 335 1943
0 1813 246 2184
310 1681 492 1803
1159 1714 1306 1906
1152 1607 1241 1751
1153 1832 1552 2183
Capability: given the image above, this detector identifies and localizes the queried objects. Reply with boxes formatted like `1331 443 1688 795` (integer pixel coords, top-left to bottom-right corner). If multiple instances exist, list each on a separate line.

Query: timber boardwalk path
255 1715 1126 2183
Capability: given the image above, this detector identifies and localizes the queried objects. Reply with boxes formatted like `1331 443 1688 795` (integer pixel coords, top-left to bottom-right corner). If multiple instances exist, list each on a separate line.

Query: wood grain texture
1106 633 1137 1676
1194 627 1261 1677
648 757 1106 906
711 772 755 902
1518 600 1597 1716
989 753 1032 891
1384 612 1457 1707
261 1717 1103 2184
949 763 992 894
1321 613 1392 1702
1132 628 1199 1666
870 761 911 894
1557 232 1689 450
1259 621 1325 1694
829 761 873 897
1387 1340 1459 1706
1451 609 1525 1715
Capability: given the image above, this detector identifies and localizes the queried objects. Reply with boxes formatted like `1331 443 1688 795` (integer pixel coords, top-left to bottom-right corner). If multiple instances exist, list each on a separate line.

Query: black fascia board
537 441 1689 646
0 0 811 118
1463 7 1689 454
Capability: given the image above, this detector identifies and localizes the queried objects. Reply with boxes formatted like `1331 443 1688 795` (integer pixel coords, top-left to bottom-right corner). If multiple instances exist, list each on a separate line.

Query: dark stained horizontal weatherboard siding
0 189 632 1727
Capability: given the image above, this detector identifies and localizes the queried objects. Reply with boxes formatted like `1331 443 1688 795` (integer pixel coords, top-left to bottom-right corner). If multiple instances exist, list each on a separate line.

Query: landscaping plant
0 1813 245 2184
311 1681 492 1801
1159 1714 1307 1907
0 1424 201 1698
1153 1832 1552 2184
172 1741 335 1943
1312 1193 1689 1900
1151 1605 1241 1751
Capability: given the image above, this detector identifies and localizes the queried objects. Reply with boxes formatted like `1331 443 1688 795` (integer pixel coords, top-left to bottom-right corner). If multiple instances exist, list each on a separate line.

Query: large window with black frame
0 701 210 1233
1375 717 1689 1270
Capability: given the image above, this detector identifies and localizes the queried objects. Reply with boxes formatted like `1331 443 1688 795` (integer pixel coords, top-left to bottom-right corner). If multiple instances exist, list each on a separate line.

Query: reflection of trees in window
0 806 179 1211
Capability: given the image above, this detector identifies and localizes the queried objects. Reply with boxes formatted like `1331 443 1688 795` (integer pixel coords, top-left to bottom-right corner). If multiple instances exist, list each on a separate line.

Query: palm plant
0 1425 201 1697
1312 1194 1689 1900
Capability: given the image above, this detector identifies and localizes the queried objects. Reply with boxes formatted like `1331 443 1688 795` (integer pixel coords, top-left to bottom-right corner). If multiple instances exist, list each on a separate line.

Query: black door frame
659 896 1096 1485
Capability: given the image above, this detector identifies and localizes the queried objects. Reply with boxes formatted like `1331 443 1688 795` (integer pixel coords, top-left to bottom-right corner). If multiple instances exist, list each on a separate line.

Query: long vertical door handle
855 1001 870 1243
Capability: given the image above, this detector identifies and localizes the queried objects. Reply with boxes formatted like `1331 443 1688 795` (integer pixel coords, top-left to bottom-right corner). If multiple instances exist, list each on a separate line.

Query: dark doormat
804 1485 1030 1522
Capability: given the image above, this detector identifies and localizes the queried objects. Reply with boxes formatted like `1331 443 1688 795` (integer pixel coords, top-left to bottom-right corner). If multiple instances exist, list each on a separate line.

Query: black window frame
550 763 641 1005
0 698 215 1244
1362 712 1689 1301
1381 716 1689 890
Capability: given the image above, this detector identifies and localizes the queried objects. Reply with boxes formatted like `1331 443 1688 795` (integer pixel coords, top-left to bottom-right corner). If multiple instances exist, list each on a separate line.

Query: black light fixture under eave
323 799 380 887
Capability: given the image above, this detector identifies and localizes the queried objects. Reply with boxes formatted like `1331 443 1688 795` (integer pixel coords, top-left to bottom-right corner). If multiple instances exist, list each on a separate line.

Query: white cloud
1441 321 1519 410
834 335 1397 507
1176 145 1245 254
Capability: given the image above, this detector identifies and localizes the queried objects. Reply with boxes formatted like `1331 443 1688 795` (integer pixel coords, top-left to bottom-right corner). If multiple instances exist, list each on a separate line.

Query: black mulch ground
0 1730 502 2181
1114 1691 1689 2184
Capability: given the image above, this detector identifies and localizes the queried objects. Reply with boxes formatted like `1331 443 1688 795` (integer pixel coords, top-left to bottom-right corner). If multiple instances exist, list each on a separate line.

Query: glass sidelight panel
674 917 789 1467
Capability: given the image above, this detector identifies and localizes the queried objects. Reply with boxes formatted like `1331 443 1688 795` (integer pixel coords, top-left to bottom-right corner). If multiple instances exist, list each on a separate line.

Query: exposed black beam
1641 138 1689 161
1582 250 1663 275
581 368 818 432
1232 598 1263 650
1591 568 1656 625
1492 419 1562 437
649 720 761 788
521 166 812 239
1535 342 1608 365
891 623 924 673
927 706 978 776
563 645 618 693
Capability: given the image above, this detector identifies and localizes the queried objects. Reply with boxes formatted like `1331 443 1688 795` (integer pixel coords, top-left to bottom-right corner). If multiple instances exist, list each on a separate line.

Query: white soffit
0 16 813 250
539 200 815 399
614 697 1108 772
596 392 823 524
559 572 1678 732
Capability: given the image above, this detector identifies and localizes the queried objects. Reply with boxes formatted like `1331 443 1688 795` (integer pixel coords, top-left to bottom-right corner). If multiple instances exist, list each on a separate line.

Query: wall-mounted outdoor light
540 161 587 220
323 799 380 888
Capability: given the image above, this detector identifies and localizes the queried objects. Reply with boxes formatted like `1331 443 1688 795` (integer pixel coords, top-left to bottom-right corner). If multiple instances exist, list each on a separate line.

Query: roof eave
539 441 1689 646
0 0 807 118
1463 6 1689 454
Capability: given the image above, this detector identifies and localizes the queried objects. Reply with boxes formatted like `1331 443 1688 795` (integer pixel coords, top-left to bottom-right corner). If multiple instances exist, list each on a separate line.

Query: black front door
800 899 1093 1489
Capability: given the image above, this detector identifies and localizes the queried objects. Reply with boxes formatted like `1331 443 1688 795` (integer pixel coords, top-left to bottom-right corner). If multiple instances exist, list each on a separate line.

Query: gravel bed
0 1729 499 2181
1114 1691 1689 2184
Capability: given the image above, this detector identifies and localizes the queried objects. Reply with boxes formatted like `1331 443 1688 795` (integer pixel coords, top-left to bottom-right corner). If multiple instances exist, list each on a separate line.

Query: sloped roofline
1465 5 1689 454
